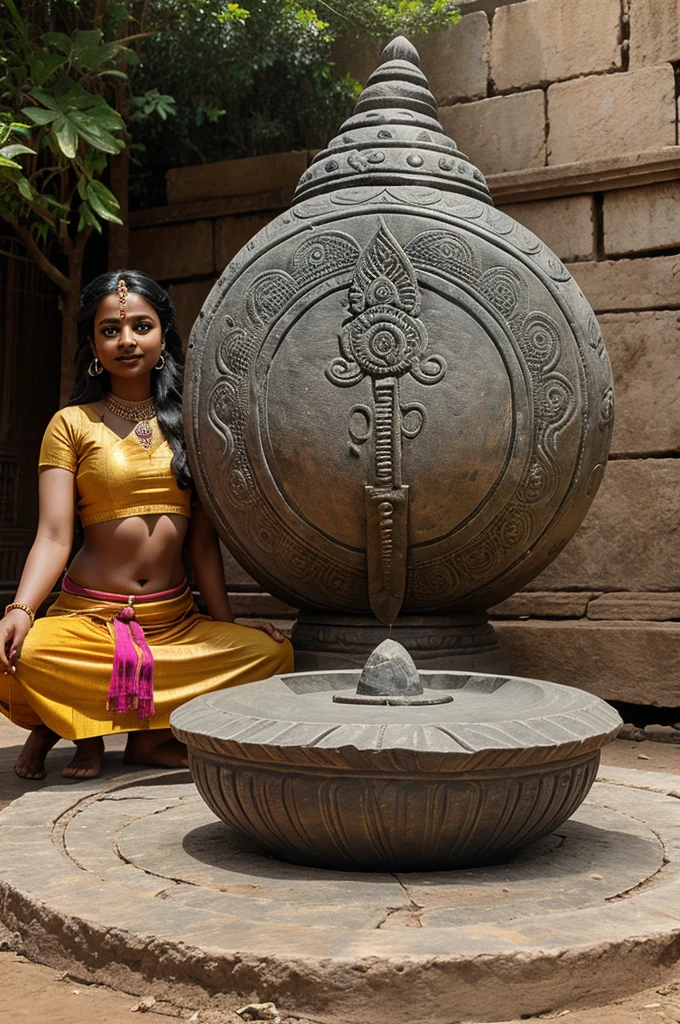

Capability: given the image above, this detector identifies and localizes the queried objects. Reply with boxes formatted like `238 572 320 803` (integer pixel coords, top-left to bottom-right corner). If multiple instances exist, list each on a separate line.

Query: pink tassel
107 603 155 718
129 619 155 718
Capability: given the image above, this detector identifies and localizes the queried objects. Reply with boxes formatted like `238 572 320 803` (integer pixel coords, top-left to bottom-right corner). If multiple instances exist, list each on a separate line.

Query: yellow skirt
0 588 294 740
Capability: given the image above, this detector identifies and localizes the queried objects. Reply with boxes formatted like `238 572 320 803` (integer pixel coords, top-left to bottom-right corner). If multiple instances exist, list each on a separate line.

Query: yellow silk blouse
38 403 191 526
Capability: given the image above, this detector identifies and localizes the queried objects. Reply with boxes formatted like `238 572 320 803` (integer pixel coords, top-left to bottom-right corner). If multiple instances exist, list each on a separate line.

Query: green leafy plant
127 0 461 208
0 0 174 397
0 0 460 392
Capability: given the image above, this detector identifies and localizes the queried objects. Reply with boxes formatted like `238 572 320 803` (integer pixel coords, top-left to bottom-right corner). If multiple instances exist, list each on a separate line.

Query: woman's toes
61 737 104 780
13 725 60 781
14 763 46 781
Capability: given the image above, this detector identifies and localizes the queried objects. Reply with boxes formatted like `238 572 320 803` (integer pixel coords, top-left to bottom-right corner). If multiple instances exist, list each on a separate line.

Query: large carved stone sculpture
185 38 614 664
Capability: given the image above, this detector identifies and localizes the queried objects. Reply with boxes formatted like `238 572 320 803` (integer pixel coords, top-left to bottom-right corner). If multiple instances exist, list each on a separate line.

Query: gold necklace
102 394 156 451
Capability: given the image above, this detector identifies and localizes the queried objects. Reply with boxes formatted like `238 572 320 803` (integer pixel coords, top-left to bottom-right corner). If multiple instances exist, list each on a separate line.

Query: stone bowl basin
171 670 621 871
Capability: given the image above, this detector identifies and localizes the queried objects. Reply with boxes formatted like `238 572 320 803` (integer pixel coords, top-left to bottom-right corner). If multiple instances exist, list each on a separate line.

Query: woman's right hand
0 610 32 673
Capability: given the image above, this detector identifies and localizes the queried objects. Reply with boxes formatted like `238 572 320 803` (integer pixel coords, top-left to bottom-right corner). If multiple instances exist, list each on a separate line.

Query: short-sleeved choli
39 404 191 527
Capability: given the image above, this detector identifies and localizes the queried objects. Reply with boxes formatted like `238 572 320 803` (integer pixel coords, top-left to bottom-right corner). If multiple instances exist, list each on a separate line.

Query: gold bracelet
5 602 35 625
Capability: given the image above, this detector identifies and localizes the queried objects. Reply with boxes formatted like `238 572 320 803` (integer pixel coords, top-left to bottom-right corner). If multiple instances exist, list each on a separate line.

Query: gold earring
154 354 165 370
88 357 103 377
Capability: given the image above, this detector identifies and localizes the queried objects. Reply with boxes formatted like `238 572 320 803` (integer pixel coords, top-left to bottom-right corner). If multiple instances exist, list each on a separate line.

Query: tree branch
8 219 73 294
113 29 164 46
58 218 73 258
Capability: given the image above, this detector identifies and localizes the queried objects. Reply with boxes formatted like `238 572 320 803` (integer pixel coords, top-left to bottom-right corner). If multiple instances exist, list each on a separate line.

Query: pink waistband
62 575 188 604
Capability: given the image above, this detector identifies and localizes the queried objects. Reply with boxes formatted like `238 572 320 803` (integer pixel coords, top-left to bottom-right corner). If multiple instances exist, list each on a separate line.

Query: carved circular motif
186 196 614 619
345 305 426 376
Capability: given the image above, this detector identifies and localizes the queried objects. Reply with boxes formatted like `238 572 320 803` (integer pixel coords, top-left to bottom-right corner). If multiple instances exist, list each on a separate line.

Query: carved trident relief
325 219 447 625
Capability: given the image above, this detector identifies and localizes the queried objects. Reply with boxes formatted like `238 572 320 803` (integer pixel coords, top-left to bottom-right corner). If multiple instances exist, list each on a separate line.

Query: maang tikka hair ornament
117 278 128 319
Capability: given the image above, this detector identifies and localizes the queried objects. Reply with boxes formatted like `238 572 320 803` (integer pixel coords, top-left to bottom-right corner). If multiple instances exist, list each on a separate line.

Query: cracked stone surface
1 766 680 1023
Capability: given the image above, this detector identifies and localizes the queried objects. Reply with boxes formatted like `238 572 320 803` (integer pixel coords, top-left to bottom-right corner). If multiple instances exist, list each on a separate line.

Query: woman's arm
0 467 75 671
187 505 285 641
187 505 234 622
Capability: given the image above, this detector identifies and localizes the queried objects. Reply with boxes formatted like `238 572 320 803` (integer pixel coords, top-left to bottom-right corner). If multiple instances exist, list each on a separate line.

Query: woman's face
90 291 163 380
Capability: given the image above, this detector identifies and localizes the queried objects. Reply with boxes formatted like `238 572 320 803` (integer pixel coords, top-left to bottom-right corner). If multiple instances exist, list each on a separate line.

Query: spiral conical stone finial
379 35 421 66
292 35 491 204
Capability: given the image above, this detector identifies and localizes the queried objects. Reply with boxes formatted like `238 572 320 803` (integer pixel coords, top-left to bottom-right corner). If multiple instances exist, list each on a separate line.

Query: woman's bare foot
14 725 60 780
123 729 188 768
62 736 105 780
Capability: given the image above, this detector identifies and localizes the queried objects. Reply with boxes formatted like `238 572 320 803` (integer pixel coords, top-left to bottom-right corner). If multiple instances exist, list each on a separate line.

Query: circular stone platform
1 767 679 1024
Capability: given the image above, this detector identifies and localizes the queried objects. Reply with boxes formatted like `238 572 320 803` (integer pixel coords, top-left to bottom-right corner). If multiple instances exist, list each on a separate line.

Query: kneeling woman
0 270 293 780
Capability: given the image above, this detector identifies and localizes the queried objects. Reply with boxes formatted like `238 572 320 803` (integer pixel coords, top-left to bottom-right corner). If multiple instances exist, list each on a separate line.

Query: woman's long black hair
70 269 192 490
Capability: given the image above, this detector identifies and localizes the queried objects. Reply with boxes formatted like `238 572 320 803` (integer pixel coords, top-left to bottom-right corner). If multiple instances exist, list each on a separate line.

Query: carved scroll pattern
208 231 367 605
404 231 577 606
208 221 579 611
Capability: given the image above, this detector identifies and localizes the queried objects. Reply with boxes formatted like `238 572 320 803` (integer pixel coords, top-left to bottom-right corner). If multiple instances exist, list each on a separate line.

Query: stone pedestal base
291 611 510 673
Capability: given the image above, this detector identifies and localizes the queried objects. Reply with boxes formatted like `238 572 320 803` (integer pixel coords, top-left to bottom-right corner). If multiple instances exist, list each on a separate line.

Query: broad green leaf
77 176 88 201
88 178 121 212
28 51 66 85
29 87 62 112
69 111 124 154
53 116 78 159
97 69 128 80
86 192 123 225
77 201 103 233
42 32 72 54
17 176 34 200
22 106 59 125
63 91 124 131
117 47 140 67
0 143 36 158
75 42 119 71
86 106 125 131
73 30 104 50
0 155 22 169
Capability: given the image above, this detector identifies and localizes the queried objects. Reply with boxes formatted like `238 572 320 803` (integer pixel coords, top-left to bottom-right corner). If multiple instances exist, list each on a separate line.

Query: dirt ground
1 715 679 1024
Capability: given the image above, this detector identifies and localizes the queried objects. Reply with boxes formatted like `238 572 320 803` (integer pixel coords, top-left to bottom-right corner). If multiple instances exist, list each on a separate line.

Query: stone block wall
129 0 680 703
418 0 680 706
129 153 312 341
328 0 680 705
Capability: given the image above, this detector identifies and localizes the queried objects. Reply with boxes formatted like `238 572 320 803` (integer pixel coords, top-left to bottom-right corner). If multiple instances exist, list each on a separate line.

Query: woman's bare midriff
68 513 189 595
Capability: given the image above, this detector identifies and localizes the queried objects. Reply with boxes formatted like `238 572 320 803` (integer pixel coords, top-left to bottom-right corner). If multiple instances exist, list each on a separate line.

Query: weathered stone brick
547 64 675 165
569 256 680 312
332 15 490 103
498 196 595 261
494 619 680 705
529 460 680 592
440 90 545 175
599 311 680 456
490 592 594 619
491 0 622 92
166 151 308 204
215 213 276 270
604 182 680 256
588 592 680 620
129 220 214 281
630 0 680 67
416 13 490 104
168 279 216 344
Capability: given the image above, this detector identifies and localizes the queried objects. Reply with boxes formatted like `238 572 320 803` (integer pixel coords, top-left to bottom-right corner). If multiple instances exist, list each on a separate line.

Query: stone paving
1 755 680 1024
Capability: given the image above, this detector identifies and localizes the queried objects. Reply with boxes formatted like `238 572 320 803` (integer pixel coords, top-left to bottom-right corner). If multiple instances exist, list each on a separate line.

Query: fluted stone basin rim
171 670 621 870
171 670 621 773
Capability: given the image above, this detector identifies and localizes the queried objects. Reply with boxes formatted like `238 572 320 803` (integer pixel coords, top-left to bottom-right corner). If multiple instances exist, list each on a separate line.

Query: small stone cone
356 639 423 697
293 35 491 205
